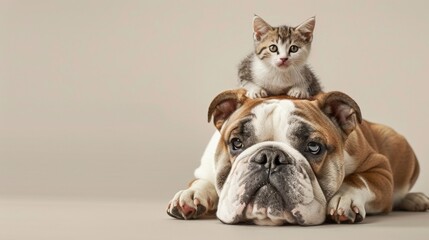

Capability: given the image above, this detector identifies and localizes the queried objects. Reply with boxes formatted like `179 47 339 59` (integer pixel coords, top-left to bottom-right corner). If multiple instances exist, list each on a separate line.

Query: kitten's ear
253 15 272 41
317 91 362 136
295 16 316 42
208 89 248 130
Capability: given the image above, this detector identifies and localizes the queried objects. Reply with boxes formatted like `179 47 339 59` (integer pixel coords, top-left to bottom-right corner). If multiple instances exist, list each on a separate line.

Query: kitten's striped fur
238 15 322 98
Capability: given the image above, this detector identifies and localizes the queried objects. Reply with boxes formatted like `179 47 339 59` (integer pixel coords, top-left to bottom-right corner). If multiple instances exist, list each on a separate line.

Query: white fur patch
193 131 219 184
343 151 357 175
251 99 296 142
329 178 376 218
393 185 410 207
251 56 306 95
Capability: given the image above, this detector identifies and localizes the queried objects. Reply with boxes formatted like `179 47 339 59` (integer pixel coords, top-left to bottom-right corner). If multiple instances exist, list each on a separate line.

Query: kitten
238 15 322 98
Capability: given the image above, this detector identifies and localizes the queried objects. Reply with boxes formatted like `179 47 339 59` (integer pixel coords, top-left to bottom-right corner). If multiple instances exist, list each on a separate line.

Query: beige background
1 0 429 239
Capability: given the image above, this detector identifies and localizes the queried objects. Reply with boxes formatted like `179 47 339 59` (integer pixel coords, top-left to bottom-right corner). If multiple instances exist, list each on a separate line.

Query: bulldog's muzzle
216 142 327 226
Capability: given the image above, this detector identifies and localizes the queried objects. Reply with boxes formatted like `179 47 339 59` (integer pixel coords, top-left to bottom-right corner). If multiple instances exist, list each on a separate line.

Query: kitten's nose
280 57 288 62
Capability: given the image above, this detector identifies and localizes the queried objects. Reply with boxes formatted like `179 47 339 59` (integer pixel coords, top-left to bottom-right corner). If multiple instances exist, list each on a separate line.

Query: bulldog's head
208 89 362 225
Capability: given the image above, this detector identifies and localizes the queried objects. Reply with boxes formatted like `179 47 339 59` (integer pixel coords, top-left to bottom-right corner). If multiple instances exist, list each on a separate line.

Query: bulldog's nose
252 148 291 168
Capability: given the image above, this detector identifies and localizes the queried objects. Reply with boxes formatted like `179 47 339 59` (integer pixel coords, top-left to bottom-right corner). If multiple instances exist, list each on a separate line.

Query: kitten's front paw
245 86 268 98
327 192 365 224
287 87 310 99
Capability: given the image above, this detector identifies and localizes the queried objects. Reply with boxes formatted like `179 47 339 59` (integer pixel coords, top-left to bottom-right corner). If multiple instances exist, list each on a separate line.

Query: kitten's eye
269 44 278 53
289 45 299 53
231 138 243 150
307 142 322 155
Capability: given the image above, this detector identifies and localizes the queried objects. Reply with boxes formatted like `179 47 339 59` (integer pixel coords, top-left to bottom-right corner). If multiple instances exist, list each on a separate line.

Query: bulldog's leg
327 153 393 223
166 132 220 219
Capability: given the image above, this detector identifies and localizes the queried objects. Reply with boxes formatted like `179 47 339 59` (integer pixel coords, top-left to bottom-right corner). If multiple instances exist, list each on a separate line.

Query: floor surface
1 197 428 240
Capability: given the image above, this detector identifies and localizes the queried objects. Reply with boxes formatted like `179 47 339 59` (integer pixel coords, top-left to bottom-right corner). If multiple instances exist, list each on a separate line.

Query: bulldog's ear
208 89 248 130
318 91 362 136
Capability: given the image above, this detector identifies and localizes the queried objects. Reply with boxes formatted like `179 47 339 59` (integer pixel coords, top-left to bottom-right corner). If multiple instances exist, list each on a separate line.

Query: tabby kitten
238 15 322 98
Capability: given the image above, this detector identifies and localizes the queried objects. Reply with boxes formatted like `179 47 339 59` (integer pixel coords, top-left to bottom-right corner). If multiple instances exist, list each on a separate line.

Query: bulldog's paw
287 87 310 99
245 86 268 98
166 189 215 220
397 192 429 211
327 193 365 224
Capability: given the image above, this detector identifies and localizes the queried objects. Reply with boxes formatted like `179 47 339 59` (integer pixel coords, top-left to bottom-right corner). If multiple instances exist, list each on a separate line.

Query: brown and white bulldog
167 89 429 225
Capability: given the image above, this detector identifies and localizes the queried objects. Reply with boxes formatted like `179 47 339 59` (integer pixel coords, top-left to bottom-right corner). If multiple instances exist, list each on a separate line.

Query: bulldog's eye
269 44 278 53
231 138 243 150
307 142 322 155
289 45 299 53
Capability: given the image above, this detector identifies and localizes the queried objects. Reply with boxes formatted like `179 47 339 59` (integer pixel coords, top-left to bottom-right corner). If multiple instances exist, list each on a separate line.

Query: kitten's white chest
251 57 303 95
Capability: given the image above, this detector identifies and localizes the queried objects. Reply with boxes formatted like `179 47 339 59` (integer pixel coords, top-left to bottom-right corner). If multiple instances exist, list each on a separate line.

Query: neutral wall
1 0 428 201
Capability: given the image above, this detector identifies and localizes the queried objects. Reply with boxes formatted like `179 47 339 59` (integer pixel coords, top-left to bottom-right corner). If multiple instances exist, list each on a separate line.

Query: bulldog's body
167 89 428 225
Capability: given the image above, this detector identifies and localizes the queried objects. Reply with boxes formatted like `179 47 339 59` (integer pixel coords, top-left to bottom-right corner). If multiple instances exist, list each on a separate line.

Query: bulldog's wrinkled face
209 90 361 225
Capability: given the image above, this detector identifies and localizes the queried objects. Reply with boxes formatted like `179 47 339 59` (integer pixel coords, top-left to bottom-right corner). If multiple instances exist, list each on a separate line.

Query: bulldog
167 89 429 225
